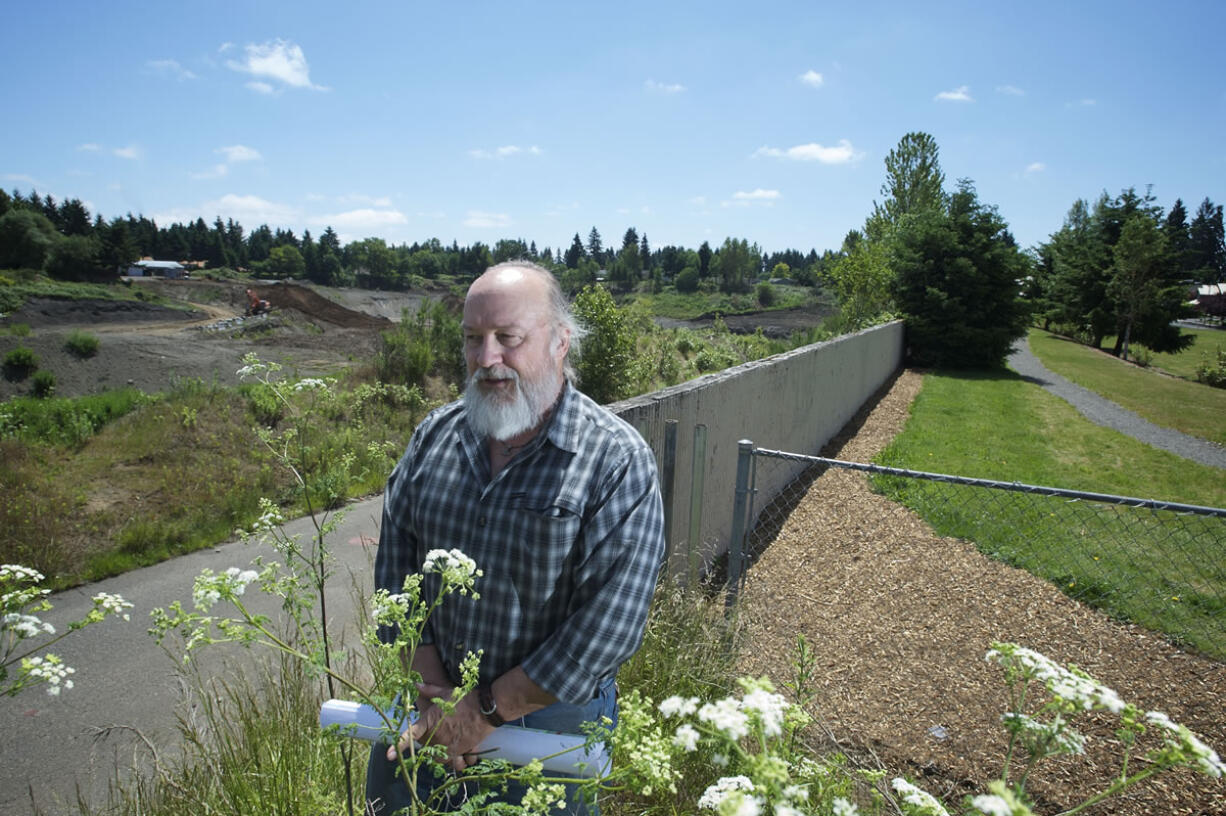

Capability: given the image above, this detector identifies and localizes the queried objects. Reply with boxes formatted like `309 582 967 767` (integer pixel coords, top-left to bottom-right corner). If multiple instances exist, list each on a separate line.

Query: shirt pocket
507 502 582 614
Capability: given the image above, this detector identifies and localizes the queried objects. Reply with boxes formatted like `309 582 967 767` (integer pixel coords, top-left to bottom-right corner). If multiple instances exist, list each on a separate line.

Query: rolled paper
319 699 609 777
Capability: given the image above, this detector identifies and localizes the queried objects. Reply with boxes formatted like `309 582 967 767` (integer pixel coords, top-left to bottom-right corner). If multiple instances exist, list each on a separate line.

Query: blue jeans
365 678 618 816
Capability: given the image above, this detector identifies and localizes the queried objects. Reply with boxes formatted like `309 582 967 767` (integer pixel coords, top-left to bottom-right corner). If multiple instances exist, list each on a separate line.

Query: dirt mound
7 297 203 328
252 283 393 329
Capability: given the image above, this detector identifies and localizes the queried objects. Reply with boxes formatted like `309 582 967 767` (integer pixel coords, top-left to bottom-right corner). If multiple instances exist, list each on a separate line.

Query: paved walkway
1007 340 1226 471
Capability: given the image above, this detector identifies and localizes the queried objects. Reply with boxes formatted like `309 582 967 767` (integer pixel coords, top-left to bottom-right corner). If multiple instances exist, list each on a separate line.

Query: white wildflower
986 643 1125 713
741 687 789 737
1 564 45 583
2 613 54 638
292 377 328 391
782 785 809 802
1146 711 1226 778
712 753 729 767
422 548 478 577
698 776 755 810
832 798 860 816
659 695 700 718
251 498 284 533
970 794 1012 816
775 804 804 816
731 794 762 816
22 654 76 696
698 697 750 740
673 723 700 751
92 592 133 621
891 778 950 816
1001 712 1085 755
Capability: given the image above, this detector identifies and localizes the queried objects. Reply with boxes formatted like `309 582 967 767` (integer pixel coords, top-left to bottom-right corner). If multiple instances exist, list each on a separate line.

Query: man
366 262 666 814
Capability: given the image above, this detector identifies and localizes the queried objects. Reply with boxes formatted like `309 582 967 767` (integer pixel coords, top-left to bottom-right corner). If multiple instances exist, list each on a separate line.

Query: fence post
661 419 678 564
726 439 754 608
687 424 707 587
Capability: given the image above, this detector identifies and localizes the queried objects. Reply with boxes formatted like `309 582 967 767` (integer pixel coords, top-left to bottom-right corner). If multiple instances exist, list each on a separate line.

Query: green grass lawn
1027 328 1226 446
875 369 1226 660
1093 327 1226 380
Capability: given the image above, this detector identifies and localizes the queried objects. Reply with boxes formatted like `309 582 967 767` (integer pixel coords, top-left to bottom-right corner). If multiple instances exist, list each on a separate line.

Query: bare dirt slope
0 280 417 401
739 370 1226 815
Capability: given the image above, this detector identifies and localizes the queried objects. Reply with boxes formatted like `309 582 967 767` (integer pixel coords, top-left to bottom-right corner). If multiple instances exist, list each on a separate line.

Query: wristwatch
477 684 506 727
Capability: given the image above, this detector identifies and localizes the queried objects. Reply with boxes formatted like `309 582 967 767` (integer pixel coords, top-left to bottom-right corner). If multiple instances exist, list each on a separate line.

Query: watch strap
477 684 505 727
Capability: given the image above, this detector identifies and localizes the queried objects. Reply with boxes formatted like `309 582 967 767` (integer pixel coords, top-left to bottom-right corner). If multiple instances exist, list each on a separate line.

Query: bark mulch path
738 369 1226 815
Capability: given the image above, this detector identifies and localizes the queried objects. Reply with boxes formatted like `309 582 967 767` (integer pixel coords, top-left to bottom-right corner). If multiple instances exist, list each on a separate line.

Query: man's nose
474 335 502 368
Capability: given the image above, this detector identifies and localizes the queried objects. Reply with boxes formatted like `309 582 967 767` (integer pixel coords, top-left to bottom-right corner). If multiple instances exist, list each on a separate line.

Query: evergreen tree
1108 213 1192 358
1188 198 1226 281
891 180 1029 368
697 240 712 279
586 227 603 263
564 233 585 268
867 131 946 239
1163 198 1191 275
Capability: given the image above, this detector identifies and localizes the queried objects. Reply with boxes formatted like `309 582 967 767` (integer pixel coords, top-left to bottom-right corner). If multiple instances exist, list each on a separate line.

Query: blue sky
3 1 1223 257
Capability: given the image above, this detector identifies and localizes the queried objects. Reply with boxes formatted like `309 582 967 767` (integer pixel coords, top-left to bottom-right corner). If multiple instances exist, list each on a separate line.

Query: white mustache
473 366 518 383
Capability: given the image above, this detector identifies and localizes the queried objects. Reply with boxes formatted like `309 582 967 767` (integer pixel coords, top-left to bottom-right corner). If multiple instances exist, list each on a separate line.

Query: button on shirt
374 382 666 705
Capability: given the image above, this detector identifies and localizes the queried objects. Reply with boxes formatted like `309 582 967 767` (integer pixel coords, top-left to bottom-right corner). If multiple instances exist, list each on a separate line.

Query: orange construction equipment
245 288 271 316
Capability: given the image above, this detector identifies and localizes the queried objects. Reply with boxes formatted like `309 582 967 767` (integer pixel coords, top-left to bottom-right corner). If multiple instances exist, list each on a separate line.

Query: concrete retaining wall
609 320 905 577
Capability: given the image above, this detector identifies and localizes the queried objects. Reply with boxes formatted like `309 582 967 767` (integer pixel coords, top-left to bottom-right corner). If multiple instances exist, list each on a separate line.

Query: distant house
127 260 188 279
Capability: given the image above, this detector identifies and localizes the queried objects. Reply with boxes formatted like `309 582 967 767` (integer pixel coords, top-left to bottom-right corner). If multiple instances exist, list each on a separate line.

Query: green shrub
242 382 286 427
64 330 100 358
3 346 38 379
1195 346 1226 388
755 281 777 307
1 322 30 337
29 369 56 398
675 267 700 293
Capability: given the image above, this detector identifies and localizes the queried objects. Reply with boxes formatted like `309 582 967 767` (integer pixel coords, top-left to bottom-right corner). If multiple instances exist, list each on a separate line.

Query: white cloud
246 81 276 95
76 143 102 152
190 163 229 180
155 194 300 229
996 84 1024 96
217 145 262 163
227 39 327 92
645 79 686 94
218 42 235 53
464 210 512 229
113 145 142 160
147 59 196 80
3 173 41 187
752 139 862 164
1066 98 1097 108
469 145 543 160
1025 162 1046 174
311 208 408 231
337 193 393 207
798 70 824 88
688 195 707 206
724 189 781 207
935 85 973 102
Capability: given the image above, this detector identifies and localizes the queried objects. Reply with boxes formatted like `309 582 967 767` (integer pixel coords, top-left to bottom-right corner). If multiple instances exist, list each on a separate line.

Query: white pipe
319 699 609 778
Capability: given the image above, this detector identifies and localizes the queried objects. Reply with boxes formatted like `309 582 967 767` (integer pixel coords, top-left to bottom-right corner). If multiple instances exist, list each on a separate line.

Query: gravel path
1007 339 1226 471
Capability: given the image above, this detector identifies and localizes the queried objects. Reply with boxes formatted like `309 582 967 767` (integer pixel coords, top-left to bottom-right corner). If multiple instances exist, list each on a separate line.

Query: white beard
463 364 562 442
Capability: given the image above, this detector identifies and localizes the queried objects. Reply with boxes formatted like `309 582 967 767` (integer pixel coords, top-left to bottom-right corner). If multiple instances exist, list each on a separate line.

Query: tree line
825 131 1225 368
0 188 831 296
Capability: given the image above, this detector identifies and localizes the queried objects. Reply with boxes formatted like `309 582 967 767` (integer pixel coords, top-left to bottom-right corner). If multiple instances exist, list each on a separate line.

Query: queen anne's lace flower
986 643 1125 713
22 655 76 696
741 687 789 737
699 697 750 740
292 378 328 391
673 723 700 751
970 794 1012 816
1 564 45 583
698 776 755 810
92 592 133 621
891 778 950 816
832 798 860 816
1146 711 1226 777
2 613 54 638
422 548 478 577
659 695 700 718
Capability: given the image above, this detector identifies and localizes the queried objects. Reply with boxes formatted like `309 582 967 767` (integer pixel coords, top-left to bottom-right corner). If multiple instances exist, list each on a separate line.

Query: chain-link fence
727 443 1226 662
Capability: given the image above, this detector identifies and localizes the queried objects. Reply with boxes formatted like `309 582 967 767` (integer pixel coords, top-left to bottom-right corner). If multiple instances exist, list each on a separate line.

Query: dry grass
738 369 1226 815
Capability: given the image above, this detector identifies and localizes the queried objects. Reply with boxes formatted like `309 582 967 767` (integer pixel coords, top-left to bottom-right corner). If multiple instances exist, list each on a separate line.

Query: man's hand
389 683 495 772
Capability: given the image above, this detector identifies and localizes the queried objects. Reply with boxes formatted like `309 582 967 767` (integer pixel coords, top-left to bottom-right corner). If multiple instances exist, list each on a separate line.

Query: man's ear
552 326 571 361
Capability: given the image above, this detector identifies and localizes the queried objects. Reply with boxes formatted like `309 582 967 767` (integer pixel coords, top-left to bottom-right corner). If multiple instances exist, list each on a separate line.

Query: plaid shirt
374 382 666 705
